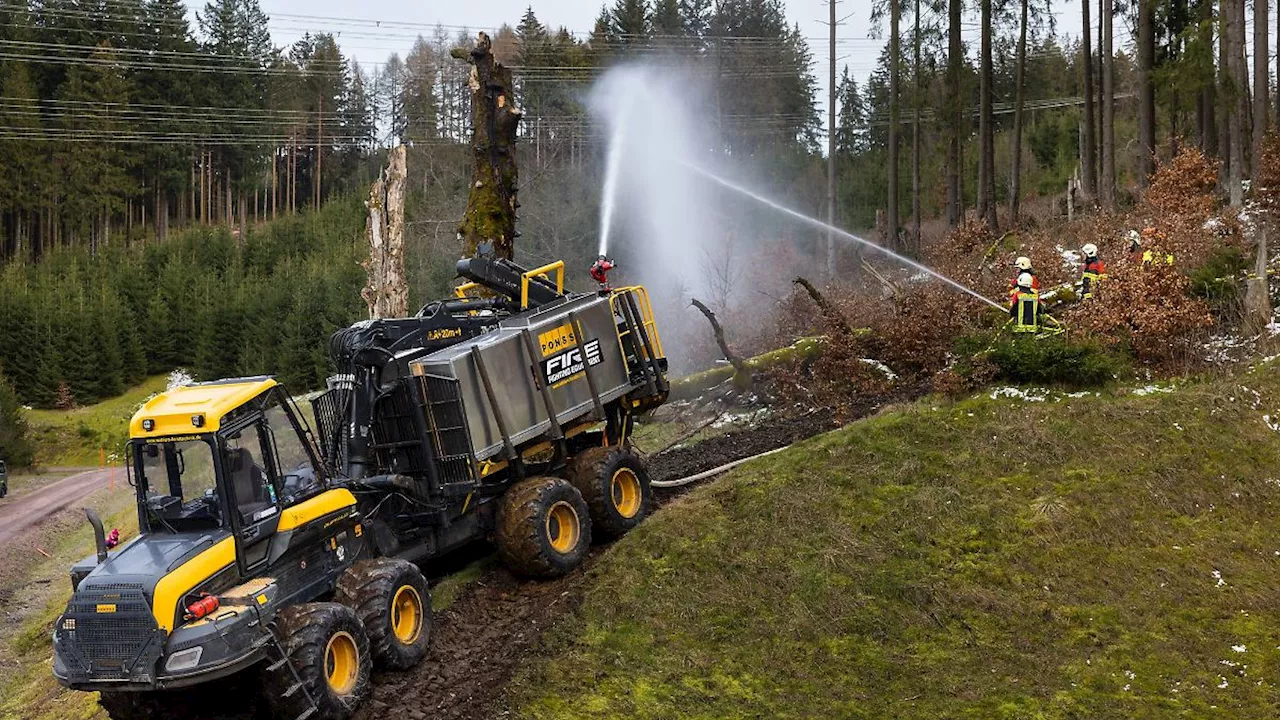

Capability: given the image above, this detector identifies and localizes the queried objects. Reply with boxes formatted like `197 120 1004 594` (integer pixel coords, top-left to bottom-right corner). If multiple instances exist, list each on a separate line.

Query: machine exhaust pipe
84 508 108 564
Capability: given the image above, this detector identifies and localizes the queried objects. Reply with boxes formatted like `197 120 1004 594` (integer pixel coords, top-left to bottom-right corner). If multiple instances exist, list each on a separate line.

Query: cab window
264 397 320 503
138 439 220 531
224 427 278 524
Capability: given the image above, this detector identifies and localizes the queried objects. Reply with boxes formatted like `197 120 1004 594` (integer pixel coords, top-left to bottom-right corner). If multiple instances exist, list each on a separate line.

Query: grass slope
512 365 1280 719
25 375 168 466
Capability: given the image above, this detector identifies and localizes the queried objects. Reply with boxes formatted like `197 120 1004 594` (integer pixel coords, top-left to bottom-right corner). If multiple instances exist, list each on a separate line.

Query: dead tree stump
690 298 752 389
362 145 408 319
452 32 522 260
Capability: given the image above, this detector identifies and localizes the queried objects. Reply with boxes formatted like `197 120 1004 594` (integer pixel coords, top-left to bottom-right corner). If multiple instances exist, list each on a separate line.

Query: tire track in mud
355 412 839 720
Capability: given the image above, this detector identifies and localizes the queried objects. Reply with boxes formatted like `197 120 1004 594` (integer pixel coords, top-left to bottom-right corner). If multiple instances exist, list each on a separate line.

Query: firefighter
1080 243 1106 299
1010 272 1040 333
1008 256 1040 303
1139 227 1174 266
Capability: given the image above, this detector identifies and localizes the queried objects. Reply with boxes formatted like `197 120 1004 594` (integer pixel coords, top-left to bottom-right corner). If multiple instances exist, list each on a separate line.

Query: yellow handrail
609 286 665 364
520 261 565 309
454 281 483 299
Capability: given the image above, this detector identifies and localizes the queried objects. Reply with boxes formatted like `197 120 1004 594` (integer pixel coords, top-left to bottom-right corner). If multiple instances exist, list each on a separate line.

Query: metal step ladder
251 620 320 720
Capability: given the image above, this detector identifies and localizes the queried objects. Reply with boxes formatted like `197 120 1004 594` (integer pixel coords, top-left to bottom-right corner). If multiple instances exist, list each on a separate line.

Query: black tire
567 446 652 541
264 602 371 720
496 476 591 579
334 558 431 671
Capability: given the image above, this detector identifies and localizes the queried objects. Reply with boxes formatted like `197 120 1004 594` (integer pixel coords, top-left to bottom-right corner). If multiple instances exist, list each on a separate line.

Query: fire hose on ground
649 445 792 489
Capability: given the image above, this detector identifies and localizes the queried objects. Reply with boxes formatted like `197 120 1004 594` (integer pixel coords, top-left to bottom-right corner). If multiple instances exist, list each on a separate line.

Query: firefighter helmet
1014 256 1033 271
1016 272 1034 289
1082 243 1098 258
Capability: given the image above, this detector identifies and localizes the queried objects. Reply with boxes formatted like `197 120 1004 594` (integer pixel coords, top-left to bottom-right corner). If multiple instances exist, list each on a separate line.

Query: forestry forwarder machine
51 255 668 720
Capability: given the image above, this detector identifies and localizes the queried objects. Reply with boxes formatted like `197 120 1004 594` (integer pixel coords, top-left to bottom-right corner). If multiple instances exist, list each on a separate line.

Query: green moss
670 336 836 399
508 362 1280 718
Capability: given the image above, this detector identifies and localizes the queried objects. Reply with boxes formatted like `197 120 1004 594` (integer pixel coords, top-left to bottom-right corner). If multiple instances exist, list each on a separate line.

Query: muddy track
353 414 844 720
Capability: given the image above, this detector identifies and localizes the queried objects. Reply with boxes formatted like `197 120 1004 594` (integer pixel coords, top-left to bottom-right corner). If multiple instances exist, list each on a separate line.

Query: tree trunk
1011 0 1029 223
1198 0 1217 156
911 0 921 256
362 145 409 319
158 187 168 242
979 0 997 231
1137 0 1155 186
1244 224 1273 331
826 0 837 279
452 32 523 260
1229 0 1245 206
315 95 323 211
888 0 901 251
1101 0 1116 208
1081 0 1097 202
946 0 962 226
1220 2 1233 187
1254 0 1269 183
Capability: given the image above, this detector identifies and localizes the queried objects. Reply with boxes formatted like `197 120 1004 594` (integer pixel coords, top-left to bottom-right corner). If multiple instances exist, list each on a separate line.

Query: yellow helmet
1014 256 1033 271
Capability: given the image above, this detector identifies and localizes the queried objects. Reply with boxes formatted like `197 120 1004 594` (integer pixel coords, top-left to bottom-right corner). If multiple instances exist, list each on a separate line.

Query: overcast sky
255 0 1120 124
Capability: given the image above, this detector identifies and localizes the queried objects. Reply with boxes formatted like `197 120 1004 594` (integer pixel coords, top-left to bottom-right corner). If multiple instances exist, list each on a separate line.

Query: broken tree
690 298 753 389
452 32 523 260
362 145 408 319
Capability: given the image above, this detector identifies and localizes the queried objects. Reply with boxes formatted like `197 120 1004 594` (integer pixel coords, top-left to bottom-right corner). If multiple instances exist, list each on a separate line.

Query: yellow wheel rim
545 501 580 554
611 468 642 519
324 631 359 695
390 586 423 645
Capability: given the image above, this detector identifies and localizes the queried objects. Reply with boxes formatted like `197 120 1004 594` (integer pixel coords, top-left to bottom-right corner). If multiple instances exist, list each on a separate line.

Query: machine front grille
58 582 163 683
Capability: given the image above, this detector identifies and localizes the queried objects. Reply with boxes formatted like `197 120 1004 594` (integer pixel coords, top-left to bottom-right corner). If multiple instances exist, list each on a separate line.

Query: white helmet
1014 256 1033 271
1082 243 1098 258
1127 229 1141 244
1016 272 1034 289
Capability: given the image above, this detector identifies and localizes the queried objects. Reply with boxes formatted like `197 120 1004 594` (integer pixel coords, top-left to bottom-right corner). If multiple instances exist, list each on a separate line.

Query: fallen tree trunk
670 336 839 400
690 298 752 389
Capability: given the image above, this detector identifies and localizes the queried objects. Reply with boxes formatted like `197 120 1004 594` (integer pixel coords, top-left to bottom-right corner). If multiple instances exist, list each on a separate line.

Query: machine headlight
164 646 203 672
141 419 155 432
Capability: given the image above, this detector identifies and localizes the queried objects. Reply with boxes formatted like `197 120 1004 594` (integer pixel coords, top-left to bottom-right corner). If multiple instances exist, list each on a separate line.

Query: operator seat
227 447 271 522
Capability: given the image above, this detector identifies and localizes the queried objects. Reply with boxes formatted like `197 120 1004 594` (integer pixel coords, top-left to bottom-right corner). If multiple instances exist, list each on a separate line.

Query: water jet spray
677 161 1007 313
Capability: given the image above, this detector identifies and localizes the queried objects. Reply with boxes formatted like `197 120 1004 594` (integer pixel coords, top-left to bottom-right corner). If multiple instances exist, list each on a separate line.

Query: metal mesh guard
58 583 163 683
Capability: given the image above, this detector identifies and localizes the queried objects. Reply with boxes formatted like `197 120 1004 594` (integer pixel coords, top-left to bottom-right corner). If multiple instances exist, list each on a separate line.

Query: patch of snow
990 387 1050 402
1132 384 1175 396
711 407 771 429
1232 645 1247 653
860 358 898 380
1057 244 1081 267
1265 416 1280 432
1218 677 1230 689
1213 569 1227 588
1204 217 1225 231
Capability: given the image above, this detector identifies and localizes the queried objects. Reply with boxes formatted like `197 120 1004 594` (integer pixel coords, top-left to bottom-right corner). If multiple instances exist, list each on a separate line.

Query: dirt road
0 468 113 547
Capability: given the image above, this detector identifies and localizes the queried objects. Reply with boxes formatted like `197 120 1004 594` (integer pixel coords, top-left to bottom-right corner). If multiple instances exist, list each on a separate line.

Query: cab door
222 421 281 577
